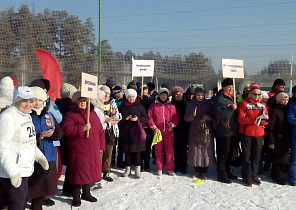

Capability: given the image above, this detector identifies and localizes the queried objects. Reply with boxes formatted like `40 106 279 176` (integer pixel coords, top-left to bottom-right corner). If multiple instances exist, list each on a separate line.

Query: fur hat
100 85 110 94
158 87 170 96
125 88 137 98
60 83 77 98
127 80 137 90
276 92 289 102
222 78 233 87
30 79 50 92
171 86 184 96
30 87 48 101
146 82 155 91
72 91 82 103
0 76 14 90
194 87 205 94
186 87 195 95
13 86 34 103
273 79 285 87
106 77 116 88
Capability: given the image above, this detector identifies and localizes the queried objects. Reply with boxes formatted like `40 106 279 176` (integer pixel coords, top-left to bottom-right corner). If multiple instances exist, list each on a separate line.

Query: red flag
35 49 62 101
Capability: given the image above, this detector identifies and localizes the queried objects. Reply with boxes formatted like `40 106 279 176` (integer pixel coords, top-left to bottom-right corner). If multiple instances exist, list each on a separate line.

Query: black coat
118 100 149 153
213 89 238 137
171 98 189 143
265 104 290 164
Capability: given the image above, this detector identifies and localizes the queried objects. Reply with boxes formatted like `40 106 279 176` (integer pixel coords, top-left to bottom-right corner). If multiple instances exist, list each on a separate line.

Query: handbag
130 120 147 143
194 122 210 147
105 124 115 146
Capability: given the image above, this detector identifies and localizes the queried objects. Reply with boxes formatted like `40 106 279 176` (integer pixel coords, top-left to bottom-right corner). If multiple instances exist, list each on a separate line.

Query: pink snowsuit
148 100 179 171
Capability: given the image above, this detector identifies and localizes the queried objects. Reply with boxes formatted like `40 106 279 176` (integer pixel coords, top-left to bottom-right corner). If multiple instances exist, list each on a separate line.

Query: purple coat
62 104 105 185
184 99 216 167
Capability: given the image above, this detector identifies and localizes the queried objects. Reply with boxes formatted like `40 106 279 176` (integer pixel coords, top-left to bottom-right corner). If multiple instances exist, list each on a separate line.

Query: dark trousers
72 184 91 202
112 137 124 163
141 129 153 168
0 177 28 210
62 166 72 193
241 135 263 184
102 146 113 173
174 134 188 171
125 152 141 166
216 136 237 178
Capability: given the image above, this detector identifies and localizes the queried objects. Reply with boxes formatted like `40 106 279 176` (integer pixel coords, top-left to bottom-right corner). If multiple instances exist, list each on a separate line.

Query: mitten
38 156 49 170
10 173 22 188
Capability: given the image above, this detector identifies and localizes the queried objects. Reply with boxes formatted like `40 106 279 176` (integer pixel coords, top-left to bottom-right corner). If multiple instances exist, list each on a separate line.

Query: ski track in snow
32 165 296 210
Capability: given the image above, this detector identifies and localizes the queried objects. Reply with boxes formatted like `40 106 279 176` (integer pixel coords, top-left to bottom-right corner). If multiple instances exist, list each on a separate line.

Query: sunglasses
252 93 261 96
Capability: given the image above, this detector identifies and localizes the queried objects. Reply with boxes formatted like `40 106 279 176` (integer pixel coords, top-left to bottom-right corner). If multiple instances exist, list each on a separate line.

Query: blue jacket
287 97 296 137
31 112 56 161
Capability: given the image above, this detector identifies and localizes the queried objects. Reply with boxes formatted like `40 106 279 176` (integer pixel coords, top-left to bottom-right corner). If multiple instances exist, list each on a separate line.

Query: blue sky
1 0 296 74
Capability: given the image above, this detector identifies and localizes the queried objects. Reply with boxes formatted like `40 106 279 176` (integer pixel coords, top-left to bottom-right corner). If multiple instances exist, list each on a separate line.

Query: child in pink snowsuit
148 88 179 175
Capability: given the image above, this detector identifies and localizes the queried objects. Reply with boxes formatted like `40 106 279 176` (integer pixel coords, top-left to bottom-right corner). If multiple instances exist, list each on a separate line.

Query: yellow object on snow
151 130 162 146
193 179 203 184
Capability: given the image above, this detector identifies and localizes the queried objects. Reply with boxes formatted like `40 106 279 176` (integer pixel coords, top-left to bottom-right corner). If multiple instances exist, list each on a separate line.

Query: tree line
0 5 294 86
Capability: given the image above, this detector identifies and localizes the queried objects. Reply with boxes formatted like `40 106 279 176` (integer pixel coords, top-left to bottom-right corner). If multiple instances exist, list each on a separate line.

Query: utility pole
290 55 293 96
98 0 102 84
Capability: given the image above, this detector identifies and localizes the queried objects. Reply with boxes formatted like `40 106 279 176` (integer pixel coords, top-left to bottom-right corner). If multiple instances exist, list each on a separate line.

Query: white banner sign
132 60 154 77
222 59 244 78
81 72 98 99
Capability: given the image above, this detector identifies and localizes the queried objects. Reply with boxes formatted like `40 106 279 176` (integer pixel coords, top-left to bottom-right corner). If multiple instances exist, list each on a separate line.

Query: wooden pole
233 77 236 103
141 76 144 99
86 98 90 138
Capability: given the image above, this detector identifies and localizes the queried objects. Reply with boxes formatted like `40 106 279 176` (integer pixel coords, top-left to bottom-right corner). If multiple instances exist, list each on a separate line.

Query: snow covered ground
29 164 296 210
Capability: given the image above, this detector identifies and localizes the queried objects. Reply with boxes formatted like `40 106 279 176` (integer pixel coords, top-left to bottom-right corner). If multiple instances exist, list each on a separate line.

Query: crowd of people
0 75 296 209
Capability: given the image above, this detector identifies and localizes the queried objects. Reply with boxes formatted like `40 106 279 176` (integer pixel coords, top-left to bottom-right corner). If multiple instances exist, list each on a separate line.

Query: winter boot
167 171 176 176
123 166 131 177
81 184 97 202
135 166 142 178
156 170 162 176
192 167 201 178
103 171 113 182
201 167 208 180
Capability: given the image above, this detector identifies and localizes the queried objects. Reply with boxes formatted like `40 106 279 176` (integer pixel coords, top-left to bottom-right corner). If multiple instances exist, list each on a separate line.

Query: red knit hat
249 83 260 92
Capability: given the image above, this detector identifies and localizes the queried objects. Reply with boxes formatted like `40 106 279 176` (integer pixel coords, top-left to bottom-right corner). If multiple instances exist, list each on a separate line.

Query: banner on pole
132 60 154 77
222 59 244 78
81 72 98 99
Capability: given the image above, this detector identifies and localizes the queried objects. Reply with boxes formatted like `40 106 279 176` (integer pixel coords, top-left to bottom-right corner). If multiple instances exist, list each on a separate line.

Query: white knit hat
30 86 48 101
60 83 77 98
125 88 137 98
13 86 35 103
0 76 14 90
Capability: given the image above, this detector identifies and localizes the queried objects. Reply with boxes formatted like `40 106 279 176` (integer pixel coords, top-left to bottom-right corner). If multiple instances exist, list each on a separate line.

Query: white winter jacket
0 105 45 178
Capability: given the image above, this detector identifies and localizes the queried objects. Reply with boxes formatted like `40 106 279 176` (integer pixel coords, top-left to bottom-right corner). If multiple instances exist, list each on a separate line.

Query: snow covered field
33 164 296 210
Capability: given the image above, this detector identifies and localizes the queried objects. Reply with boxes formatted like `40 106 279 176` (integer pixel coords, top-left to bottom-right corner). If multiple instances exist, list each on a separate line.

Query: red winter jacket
148 100 179 133
62 104 105 185
238 97 268 137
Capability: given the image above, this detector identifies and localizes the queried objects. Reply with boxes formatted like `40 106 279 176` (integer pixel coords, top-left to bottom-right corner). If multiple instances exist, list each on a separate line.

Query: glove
38 156 49 170
10 173 22 188
255 114 269 126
